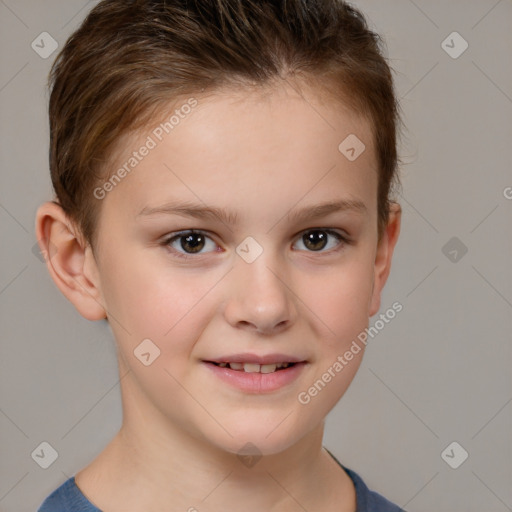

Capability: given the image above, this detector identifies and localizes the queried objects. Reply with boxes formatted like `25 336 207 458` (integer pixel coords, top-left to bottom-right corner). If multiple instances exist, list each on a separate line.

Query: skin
35 79 401 512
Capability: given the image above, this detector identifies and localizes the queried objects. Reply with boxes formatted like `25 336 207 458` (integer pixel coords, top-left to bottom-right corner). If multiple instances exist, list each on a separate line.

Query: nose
223 249 297 336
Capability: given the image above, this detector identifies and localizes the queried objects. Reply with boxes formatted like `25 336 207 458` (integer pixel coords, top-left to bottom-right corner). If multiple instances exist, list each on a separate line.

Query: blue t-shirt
38 452 406 511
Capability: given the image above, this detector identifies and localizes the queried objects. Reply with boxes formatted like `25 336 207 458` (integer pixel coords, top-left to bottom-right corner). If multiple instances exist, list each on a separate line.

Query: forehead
100 81 377 227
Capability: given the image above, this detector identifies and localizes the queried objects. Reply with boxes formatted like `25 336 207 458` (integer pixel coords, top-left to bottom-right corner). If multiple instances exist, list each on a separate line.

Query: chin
203 413 314 459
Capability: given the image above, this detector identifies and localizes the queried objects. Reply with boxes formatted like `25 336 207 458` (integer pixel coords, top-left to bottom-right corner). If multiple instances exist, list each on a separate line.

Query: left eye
293 229 347 253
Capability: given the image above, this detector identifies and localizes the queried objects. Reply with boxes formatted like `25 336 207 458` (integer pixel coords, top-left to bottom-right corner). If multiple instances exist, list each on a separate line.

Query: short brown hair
48 0 403 250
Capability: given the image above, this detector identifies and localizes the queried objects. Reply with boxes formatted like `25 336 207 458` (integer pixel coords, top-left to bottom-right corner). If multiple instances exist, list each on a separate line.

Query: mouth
208 361 297 374
202 355 307 393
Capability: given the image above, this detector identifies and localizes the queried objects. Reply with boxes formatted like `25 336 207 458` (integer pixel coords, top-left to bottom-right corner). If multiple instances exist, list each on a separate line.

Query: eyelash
161 228 351 260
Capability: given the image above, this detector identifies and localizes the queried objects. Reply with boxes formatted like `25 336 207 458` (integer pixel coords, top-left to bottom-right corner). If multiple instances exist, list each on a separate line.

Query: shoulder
37 477 101 512
342 465 407 512
325 448 406 512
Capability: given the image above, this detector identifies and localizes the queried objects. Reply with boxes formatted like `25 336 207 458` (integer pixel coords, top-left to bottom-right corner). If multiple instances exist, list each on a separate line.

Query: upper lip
205 353 306 365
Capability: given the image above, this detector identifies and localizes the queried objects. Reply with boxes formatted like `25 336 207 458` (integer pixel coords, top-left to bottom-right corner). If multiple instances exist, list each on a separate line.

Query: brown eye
180 232 205 253
164 230 218 258
303 230 328 251
293 229 347 253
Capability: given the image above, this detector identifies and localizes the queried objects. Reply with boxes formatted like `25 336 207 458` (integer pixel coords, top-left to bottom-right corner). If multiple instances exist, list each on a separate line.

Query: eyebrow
286 198 367 223
136 200 240 224
136 198 367 225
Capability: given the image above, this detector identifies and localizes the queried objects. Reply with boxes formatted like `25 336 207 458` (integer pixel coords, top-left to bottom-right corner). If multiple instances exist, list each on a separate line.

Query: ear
35 201 107 321
368 202 402 317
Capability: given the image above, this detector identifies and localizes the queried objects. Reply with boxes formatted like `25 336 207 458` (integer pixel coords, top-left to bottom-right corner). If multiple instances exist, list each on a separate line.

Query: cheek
100 256 225 363
302 258 375 345
101 250 214 329
295 269 373 421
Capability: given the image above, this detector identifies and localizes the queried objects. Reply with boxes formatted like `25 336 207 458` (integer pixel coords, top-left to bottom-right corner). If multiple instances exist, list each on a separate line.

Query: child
36 0 405 510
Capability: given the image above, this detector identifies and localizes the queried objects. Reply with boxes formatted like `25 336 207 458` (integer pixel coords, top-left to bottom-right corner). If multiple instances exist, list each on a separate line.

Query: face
88 81 395 456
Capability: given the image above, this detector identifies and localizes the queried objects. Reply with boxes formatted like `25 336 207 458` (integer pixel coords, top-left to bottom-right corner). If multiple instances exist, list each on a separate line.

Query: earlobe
368 202 402 317
35 201 107 321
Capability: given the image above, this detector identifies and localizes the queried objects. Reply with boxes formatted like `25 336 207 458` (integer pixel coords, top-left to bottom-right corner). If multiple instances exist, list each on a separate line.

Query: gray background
1 0 511 511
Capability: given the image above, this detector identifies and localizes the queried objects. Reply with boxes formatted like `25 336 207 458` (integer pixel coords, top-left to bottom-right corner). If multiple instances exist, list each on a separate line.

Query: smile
211 362 294 373
204 359 307 393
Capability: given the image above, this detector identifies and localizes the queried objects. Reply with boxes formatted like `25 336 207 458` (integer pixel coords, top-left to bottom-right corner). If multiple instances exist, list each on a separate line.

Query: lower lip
203 362 306 393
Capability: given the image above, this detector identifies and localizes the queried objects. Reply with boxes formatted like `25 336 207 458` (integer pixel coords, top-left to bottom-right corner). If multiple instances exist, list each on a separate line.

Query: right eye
162 230 220 259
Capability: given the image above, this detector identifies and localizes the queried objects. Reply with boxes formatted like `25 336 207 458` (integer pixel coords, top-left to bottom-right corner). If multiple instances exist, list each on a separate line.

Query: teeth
260 364 277 374
215 362 294 373
243 363 261 373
